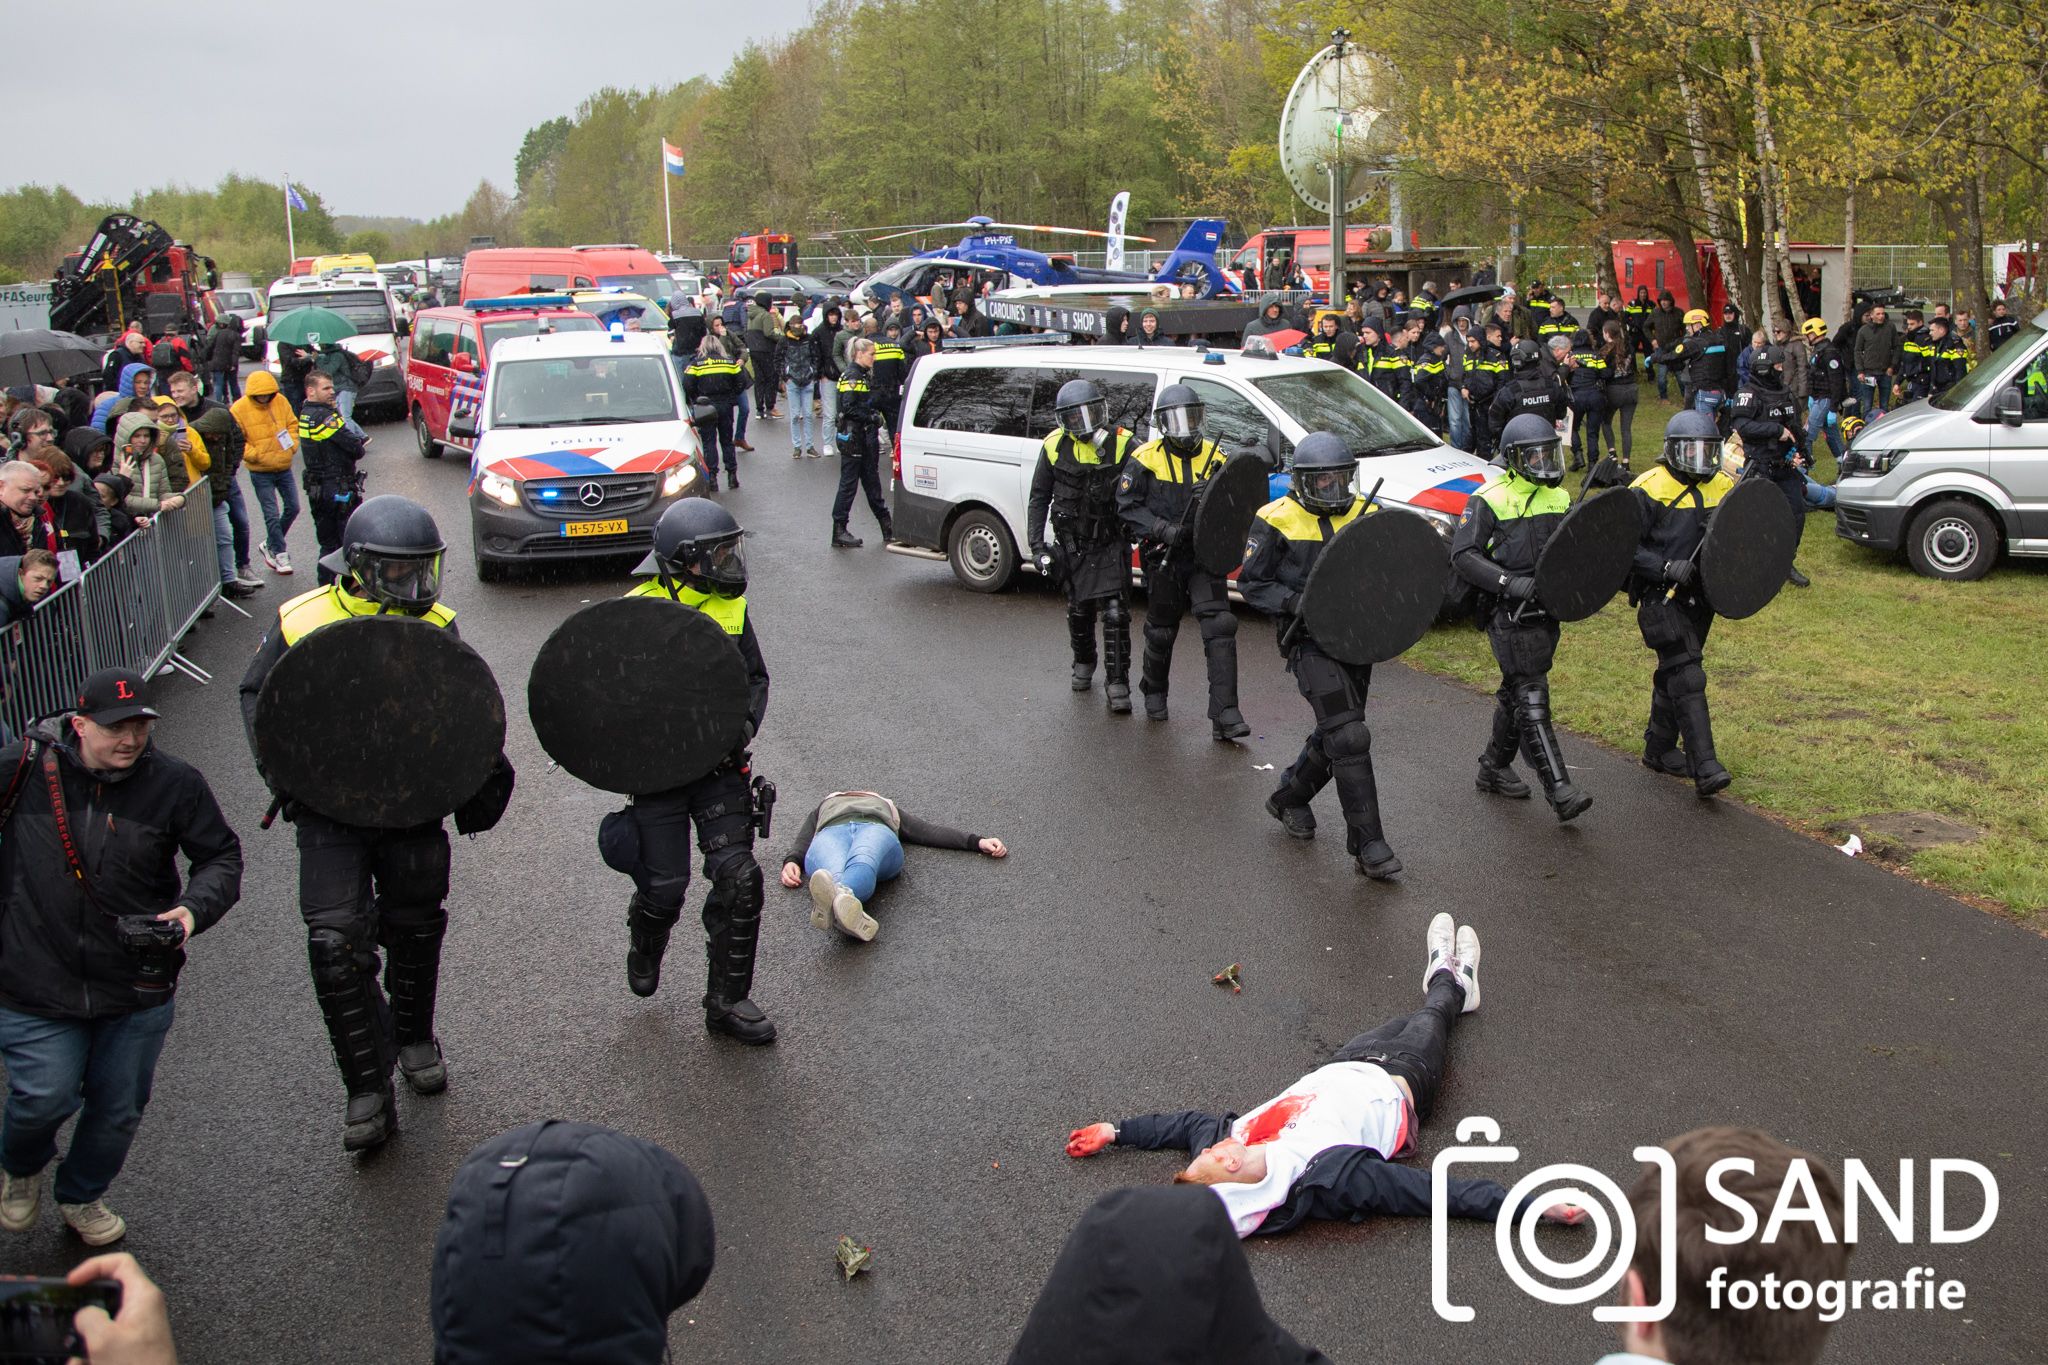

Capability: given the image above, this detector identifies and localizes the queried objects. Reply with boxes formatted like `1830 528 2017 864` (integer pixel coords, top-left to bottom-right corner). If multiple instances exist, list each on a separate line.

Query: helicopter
839 215 1235 311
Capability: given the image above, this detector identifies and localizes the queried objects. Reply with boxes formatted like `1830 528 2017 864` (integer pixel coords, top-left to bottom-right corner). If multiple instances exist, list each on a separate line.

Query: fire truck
728 231 798 287
51 214 219 340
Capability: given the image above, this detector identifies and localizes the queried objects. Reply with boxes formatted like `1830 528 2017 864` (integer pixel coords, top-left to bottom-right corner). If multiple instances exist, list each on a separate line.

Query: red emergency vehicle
728 232 797 288
404 295 602 458
458 246 675 307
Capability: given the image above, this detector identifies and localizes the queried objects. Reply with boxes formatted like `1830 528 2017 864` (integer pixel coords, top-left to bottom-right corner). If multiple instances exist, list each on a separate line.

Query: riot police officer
1486 339 1568 442
1028 379 1138 713
1238 433 1401 879
1727 344 1811 588
620 498 776 1044
1115 384 1246 739
1451 414 1592 822
239 496 513 1151
1629 409 1735 796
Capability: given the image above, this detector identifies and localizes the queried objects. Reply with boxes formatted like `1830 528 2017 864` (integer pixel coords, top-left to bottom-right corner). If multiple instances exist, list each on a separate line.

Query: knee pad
1513 684 1551 724
1067 601 1098 627
1143 620 1177 650
706 852 764 912
1200 608 1238 640
1668 661 1707 699
308 929 360 989
1100 597 1130 628
1317 711 1372 760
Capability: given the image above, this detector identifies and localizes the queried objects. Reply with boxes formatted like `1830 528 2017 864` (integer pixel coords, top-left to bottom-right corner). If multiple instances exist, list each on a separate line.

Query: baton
259 794 284 830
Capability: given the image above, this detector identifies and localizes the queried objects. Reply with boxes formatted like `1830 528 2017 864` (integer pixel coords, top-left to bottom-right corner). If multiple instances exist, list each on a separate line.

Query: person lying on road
1065 914 1586 1237
778 789 1006 942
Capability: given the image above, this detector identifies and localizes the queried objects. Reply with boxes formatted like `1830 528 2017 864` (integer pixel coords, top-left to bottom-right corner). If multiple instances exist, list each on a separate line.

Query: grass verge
1404 393 2048 916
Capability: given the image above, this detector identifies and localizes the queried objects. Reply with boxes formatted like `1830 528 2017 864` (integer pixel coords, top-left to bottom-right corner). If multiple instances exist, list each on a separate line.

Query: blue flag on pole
285 182 308 212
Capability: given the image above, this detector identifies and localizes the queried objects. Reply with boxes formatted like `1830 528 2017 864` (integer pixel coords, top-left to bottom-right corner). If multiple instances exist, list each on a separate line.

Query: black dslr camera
114 916 187 996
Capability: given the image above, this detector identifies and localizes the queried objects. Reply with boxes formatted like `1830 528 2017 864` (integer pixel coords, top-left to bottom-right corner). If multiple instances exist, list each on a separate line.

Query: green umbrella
266 307 357 346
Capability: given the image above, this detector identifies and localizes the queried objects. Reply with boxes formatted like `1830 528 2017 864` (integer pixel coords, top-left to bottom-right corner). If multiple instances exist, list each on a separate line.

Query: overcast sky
8 0 819 218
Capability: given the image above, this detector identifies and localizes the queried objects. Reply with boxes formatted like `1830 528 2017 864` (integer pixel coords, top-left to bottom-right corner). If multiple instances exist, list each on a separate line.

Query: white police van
260 271 410 416
887 341 1501 591
450 329 705 582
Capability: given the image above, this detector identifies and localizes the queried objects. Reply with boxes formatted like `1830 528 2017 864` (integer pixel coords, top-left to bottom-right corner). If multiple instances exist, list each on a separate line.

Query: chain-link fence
1 484 221 738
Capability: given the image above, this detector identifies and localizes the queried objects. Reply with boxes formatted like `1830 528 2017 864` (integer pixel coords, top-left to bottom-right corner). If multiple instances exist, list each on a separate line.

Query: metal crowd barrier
1 483 225 737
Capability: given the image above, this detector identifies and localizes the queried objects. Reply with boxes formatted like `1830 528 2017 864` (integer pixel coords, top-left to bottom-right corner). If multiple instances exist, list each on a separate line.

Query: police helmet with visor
323 495 446 614
1753 344 1787 386
1152 383 1206 446
638 497 747 598
1498 412 1565 486
1509 338 1541 372
1661 408 1723 482
1290 431 1357 517
1053 378 1110 442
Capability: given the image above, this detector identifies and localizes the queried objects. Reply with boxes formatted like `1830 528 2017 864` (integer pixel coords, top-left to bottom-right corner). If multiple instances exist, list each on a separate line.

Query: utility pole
1329 28 1351 305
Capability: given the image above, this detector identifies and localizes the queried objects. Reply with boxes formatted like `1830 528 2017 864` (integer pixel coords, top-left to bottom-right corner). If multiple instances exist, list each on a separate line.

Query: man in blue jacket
1063 914 1586 1238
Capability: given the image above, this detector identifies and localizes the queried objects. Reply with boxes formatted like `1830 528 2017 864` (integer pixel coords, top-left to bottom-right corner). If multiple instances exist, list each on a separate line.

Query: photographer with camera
0 669 241 1246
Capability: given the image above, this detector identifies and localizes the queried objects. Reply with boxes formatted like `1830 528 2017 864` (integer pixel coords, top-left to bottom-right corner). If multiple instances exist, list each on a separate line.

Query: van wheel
413 408 441 459
1905 499 1997 581
947 509 1017 593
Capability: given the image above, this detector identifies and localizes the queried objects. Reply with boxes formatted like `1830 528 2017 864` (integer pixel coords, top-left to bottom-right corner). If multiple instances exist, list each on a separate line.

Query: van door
1988 343 2048 541
410 318 453 435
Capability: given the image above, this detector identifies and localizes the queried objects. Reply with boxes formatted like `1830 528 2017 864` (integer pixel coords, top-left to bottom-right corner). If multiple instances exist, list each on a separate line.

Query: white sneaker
808 869 837 932
1424 912 1456 996
274 550 293 575
235 565 265 588
260 545 281 572
1452 925 1482 1014
59 1199 126 1246
0 1172 39 1231
831 887 878 942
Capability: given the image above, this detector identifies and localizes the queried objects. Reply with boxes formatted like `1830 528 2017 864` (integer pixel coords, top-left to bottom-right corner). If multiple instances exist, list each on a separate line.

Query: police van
888 342 1500 591
449 329 707 582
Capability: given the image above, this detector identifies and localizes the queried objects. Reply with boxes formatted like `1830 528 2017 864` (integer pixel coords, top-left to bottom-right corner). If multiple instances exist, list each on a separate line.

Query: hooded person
110 411 185 521
431 1121 714 1365
90 363 154 434
1127 309 1173 346
63 428 117 545
233 369 303 575
1242 295 1290 340
1006 1186 1330 1365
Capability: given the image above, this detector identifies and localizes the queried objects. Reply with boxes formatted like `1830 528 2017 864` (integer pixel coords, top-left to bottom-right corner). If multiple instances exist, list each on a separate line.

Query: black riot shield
527 597 753 795
254 615 505 829
1698 475 1798 619
1533 488 1640 622
1297 509 1450 665
1191 453 1274 577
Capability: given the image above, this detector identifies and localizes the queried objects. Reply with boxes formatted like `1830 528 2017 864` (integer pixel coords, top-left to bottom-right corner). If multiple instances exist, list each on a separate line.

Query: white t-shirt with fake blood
1211 1061 1413 1237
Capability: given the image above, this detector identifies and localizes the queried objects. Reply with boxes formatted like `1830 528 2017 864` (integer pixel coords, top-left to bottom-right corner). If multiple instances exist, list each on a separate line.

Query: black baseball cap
76 668 160 724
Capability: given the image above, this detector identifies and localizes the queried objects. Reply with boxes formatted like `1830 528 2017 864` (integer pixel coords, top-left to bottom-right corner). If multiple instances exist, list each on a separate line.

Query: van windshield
1250 368 1438 456
268 290 394 333
1930 320 2045 411
481 316 602 352
490 355 678 427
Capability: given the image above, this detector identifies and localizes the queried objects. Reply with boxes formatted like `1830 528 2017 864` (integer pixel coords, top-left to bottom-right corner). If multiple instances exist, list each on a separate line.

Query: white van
261 271 409 416
449 330 707 582
887 342 1501 591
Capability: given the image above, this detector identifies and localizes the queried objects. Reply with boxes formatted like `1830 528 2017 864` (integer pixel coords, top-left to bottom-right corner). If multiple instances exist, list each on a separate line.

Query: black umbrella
0 329 104 387
1438 284 1506 315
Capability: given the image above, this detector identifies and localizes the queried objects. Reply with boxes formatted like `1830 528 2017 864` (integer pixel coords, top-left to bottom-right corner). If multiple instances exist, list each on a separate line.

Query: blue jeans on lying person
802 820 905 904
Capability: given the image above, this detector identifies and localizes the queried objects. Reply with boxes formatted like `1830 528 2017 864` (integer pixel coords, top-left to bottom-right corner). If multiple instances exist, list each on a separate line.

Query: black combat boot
832 525 863 549
1642 687 1686 775
1264 792 1317 839
309 931 397 1153
385 919 448 1095
702 868 776 1045
1517 687 1593 822
626 893 678 998
1674 691 1732 797
1475 756 1532 798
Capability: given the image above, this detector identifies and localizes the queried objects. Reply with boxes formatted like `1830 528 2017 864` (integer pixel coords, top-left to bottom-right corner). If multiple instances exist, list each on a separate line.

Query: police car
888 341 1501 591
450 329 706 582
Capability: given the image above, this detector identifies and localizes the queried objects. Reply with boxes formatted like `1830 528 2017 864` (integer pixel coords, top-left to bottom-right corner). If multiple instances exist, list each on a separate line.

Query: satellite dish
1278 43 1392 216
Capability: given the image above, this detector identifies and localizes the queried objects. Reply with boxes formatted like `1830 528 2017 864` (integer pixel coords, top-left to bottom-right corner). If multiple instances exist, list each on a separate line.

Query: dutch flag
661 140 686 177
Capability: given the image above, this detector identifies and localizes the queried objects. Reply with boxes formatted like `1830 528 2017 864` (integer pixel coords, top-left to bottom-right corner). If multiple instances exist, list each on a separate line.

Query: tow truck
51 214 220 340
848 217 1234 312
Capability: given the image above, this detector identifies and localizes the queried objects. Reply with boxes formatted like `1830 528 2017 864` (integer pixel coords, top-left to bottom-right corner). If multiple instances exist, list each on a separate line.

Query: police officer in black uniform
1487 339 1568 442
1727 344 1812 588
1028 379 1138 713
1451 414 1593 822
1629 408 1735 796
239 496 512 1151
1115 384 1246 739
617 498 776 1044
1462 320 1511 460
1305 313 1357 370
1238 434 1401 879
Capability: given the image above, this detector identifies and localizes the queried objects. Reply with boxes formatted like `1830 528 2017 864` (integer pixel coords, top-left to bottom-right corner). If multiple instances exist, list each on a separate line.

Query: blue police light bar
466 294 578 313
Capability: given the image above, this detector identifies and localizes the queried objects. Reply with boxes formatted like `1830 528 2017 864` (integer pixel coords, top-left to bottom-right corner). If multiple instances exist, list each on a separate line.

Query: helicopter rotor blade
865 223 984 243
977 221 1158 243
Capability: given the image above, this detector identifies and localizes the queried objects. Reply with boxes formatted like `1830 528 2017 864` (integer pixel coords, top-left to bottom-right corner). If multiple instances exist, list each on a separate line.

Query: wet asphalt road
15 404 2044 1364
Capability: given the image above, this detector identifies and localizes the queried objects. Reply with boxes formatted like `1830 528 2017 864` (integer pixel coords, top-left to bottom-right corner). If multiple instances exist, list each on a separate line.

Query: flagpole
661 143 674 256
283 174 297 261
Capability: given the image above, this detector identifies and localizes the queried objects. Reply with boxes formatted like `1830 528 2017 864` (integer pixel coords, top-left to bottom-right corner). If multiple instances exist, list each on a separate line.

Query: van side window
2021 352 2048 420
412 319 451 368
528 274 569 291
913 368 1031 437
1024 370 1157 440
1182 377 1273 454
453 325 480 364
